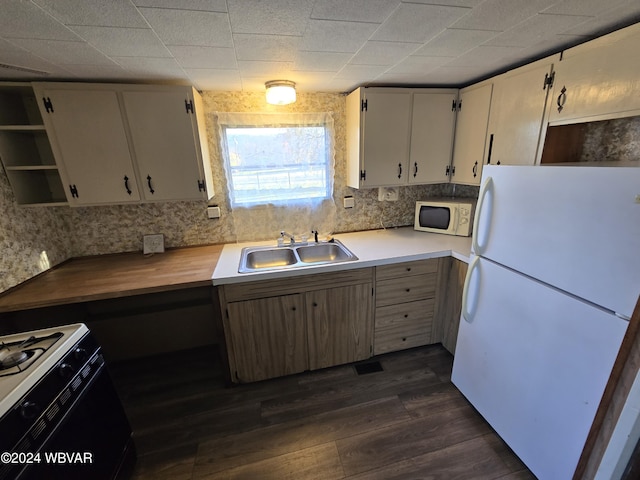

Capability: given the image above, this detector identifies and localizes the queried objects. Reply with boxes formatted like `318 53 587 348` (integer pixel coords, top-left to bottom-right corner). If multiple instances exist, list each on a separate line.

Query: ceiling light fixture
265 80 296 105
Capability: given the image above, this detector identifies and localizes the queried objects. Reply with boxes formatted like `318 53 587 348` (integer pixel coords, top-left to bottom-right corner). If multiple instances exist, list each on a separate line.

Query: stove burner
0 350 29 369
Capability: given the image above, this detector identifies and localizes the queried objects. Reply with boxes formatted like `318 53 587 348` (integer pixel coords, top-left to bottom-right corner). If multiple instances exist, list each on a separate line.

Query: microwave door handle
451 206 459 235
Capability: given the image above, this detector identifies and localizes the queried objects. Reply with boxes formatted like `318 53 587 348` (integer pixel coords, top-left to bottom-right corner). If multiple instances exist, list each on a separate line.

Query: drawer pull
406 267 411 272
404 314 409 318
402 337 407 342
405 288 410 292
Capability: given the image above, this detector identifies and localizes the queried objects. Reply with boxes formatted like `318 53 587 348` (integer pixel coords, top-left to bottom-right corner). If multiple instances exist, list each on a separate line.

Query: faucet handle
311 230 319 242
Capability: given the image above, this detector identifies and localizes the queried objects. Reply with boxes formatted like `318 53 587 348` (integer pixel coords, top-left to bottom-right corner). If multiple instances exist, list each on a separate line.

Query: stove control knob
58 363 75 379
74 347 88 361
20 401 40 420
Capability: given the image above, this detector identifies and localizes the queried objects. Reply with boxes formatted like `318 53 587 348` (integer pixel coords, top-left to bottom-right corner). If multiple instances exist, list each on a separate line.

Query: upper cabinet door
549 23 640 124
451 83 492 185
409 91 457 184
121 88 208 201
35 86 140 205
485 62 554 166
346 88 412 188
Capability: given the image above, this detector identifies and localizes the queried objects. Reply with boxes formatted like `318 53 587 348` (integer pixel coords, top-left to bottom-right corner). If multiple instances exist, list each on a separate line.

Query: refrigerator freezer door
473 165 640 318
452 256 627 480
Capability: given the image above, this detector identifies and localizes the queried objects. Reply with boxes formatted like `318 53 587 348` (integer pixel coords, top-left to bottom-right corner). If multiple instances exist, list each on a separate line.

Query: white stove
0 324 88 419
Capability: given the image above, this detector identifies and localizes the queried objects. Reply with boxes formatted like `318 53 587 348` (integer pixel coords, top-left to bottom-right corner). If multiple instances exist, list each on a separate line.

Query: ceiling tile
486 13 593 47
236 60 294 77
446 44 524 67
0 0 80 41
310 0 400 23
408 0 485 6
421 65 491 84
301 20 378 53
385 55 452 75
371 3 470 43
334 64 388 80
32 0 147 28
168 45 237 69
293 51 353 72
414 29 498 57
233 34 300 61
61 64 129 79
7 38 116 66
138 8 233 47
228 0 314 35
112 56 185 78
70 26 171 57
185 68 242 90
562 4 640 36
451 0 557 32
349 41 420 66
542 0 635 17
133 0 228 12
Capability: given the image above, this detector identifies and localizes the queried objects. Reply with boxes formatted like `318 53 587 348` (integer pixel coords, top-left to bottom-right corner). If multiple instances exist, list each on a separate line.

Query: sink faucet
311 230 319 243
280 231 295 244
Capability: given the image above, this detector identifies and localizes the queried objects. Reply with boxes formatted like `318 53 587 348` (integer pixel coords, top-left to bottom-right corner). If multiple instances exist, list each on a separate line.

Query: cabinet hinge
457 100 462 111
543 71 555 90
185 99 194 114
197 180 206 192
451 165 456 176
445 165 450 176
360 170 366 181
361 99 367 112
42 97 54 113
69 184 78 198
451 99 456 111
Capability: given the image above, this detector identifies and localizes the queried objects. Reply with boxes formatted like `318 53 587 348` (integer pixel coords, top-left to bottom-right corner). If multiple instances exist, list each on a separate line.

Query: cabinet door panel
486 63 552 166
227 294 307 382
409 92 457 183
362 90 411 187
40 88 140 204
451 84 492 185
122 89 204 201
307 284 372 370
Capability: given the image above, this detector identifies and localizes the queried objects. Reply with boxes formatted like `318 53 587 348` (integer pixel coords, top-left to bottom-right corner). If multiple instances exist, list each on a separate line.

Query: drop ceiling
1 0 640 93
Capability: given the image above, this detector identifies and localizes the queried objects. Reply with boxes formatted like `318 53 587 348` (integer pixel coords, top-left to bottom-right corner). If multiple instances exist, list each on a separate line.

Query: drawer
376 258 438 281
375 273 436 307
374 299 434 354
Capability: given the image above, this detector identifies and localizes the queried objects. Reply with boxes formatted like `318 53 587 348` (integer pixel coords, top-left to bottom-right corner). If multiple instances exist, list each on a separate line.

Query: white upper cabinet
548 23 640 124
485 60 554 166
33 82 213 206
34 85 140 205
409 91 457 184
346 87 457 188
346 88 412 188
121 87 212 202
450 83 492 185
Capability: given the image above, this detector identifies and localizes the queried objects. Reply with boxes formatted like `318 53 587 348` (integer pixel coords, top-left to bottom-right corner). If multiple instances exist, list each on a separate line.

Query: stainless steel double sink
238 239 358 273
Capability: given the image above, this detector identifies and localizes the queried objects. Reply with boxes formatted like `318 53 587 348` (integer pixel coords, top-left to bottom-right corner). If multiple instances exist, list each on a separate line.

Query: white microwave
414 198 476 237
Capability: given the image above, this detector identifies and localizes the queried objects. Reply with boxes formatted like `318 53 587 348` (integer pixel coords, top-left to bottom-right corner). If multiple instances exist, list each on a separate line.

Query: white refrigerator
452 165 640 480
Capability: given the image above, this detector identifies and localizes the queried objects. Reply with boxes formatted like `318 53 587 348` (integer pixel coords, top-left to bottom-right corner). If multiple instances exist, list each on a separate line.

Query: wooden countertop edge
0 244 223 313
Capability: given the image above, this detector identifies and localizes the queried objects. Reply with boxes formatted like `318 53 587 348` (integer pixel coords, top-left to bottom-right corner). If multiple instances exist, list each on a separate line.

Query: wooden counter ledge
0 244 223 313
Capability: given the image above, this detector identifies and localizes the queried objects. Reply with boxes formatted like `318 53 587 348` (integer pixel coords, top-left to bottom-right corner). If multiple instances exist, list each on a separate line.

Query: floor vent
355 361 383 375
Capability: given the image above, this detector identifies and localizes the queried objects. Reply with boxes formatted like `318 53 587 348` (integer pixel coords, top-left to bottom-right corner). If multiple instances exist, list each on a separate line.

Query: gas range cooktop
0 324 88 418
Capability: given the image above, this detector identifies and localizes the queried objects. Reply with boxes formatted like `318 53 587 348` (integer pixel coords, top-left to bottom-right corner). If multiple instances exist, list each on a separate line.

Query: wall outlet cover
378 187 399 201
143 234 165 254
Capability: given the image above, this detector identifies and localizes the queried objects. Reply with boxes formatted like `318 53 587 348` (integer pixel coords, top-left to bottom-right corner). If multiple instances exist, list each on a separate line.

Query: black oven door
19 363 135 480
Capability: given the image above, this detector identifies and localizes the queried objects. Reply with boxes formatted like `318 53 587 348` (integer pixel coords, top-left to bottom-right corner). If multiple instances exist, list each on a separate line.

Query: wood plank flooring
109 344 536 480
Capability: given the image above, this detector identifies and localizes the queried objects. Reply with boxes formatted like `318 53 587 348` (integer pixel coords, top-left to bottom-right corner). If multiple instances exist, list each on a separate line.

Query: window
217 112 334 208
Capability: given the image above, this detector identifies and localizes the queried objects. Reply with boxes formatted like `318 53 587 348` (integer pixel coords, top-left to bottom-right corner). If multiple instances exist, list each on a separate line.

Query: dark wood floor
109 344 536 480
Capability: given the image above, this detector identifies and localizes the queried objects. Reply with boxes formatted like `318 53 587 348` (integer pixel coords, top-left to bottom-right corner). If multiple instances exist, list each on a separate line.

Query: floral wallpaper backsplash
0 90 480 293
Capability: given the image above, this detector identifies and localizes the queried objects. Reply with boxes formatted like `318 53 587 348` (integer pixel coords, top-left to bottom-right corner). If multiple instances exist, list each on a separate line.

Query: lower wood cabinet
373 258 439 355
433 257 468 354
220 268 373 383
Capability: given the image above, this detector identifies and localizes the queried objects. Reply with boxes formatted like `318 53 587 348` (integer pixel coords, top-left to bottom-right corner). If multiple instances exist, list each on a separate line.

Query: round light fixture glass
265 80 296 105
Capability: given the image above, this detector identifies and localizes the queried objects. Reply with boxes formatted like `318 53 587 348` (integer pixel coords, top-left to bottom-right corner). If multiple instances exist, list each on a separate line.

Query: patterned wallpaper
0 90 474 293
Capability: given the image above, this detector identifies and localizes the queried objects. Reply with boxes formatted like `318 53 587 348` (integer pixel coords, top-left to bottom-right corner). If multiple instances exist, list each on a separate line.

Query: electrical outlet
143 234 164 254
378 187 399 201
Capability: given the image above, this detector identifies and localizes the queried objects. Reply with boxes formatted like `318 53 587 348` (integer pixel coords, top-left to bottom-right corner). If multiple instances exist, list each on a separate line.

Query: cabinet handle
404 314 409 318
147 175 155 194
557 86 567 113
405 288 410 292
472 161 478 178
124 176 132 195
292 306 296 311
398 163 402 179
312 302 318 307
413 162 418 178
406 267 411 272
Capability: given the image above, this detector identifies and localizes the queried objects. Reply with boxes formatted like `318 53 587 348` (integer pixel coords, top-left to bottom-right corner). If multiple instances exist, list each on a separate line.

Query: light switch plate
143 234 164 254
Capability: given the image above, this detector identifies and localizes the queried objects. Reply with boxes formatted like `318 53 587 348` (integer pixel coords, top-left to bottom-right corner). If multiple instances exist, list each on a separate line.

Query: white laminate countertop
212 227 472 286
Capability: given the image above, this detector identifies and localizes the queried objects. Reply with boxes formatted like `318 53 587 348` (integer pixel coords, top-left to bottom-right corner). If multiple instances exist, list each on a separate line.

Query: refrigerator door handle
472 176 494 255
462 256 481 322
